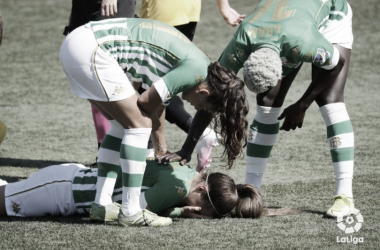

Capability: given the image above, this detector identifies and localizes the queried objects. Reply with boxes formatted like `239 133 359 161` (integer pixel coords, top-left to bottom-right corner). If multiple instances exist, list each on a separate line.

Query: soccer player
59 18 248 227
0 160 265 220
160 0 355 218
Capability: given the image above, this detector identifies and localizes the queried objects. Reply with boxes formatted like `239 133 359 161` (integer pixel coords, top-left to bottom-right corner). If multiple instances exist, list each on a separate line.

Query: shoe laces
332 195 353 208
142 210 157 225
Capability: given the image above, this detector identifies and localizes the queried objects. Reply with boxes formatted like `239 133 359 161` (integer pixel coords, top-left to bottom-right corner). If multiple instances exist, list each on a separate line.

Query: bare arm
150 106 169 157
157 109 214 165
138 85 169 155
216 0 246 27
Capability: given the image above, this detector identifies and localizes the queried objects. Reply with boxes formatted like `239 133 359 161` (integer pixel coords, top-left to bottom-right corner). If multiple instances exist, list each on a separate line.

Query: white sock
320 103 354 198
245 105 281 189
120 128 151 216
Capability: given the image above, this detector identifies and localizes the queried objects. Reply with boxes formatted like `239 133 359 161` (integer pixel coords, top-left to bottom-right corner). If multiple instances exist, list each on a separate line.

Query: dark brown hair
206 62 249 169
200 172 239 218
201 172 299 218
231 184 300 218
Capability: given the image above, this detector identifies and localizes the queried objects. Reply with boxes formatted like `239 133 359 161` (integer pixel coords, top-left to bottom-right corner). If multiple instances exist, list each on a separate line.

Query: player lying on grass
0 159 295 222
59 18 248 227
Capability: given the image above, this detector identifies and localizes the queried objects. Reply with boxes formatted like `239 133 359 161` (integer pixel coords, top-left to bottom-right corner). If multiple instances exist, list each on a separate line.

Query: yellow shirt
140 0 201 26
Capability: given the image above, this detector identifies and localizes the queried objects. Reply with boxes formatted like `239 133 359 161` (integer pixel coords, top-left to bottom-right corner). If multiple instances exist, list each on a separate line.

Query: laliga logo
336 208 363 233
336 208 364 245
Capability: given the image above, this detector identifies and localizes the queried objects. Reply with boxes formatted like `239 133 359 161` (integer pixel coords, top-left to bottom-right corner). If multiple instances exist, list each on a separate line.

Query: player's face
181 84 215 113
185 185 217 218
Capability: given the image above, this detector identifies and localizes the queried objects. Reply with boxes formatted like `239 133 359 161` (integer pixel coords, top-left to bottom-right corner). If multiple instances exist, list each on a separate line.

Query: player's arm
138 85 170 155
157 109 213 165
279 46 345 131
158 206 212 218
150 106 170 156
216 0 246 27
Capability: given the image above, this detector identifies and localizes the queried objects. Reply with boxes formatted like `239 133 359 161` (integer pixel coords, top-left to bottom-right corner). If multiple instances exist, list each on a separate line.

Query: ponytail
232 184 300 218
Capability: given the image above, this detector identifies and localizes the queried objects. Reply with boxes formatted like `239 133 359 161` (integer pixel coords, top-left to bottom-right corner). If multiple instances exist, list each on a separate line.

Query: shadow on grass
0 214 115 226
0 157 74 169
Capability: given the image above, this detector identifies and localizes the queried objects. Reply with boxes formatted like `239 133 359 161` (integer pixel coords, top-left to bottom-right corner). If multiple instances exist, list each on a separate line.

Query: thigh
174 22 198 41
256 64 302 107
90 95 152 129
314 45 351 106
60 26 136 102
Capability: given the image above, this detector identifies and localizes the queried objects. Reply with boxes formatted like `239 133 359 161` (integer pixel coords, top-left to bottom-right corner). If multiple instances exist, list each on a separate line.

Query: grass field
0 0 379 249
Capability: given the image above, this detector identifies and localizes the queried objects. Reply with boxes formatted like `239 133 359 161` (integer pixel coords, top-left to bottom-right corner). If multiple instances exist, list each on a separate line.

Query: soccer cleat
118 209 172 227
326 194 355 218
89 202 121 222
195 128 219 172
0 178 8 186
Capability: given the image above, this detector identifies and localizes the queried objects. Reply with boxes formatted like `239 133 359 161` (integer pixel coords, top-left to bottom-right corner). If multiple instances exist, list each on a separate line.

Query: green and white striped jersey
72 160 197 214
89 18 210 102
219 0 349 76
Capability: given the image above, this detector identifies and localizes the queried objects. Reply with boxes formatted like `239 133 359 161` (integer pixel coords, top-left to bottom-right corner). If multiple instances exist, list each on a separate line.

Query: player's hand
196 164 207 173
181 206 212 219
220 7 245 27
157 150 192 166
278 103 307 131
101 0 118 17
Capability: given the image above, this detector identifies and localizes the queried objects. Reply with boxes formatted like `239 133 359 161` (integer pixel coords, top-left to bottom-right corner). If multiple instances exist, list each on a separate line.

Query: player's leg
246 66 302 189
174 22 198 42
315 45 354 217
316 2 354 217
1 164 81 217
91 104 111 149
88 102 123 221
92 98 172 226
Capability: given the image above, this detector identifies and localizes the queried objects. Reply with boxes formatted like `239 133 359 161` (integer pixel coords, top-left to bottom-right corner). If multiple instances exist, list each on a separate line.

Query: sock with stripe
94 120 124 206
120 128 151 216
320 103 354 198
245 105 281 189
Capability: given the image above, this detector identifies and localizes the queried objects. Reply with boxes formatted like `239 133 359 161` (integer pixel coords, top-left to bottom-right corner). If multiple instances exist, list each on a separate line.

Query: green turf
0 0 379 249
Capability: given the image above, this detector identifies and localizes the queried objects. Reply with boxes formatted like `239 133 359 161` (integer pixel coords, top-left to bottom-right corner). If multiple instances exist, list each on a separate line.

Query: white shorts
319 3 353 49
59 24 135 102
4 164 85 217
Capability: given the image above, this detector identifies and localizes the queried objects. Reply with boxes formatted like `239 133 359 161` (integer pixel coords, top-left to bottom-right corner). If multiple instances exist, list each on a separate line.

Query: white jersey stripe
92 22 128 32
108 46 173 68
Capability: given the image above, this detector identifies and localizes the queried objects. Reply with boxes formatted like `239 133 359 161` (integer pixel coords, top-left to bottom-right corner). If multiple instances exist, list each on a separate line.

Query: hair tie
205 173 222 217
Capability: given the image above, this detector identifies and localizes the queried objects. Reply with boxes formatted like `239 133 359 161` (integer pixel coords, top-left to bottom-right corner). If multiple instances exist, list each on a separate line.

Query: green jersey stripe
330 147 354 162
73 190 96 204
73 176 97 185
326 120 353 138
250 120 279 135
105 42 176 68
247 143 273 158
120 144 147 161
